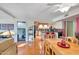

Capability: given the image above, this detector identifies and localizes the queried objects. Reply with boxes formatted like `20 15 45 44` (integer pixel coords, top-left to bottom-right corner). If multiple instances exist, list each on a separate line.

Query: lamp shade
38 24 43 29
44 25 49 29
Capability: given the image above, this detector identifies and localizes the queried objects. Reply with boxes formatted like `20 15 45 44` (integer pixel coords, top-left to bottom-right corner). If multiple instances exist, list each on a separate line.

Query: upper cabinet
53 21 64 29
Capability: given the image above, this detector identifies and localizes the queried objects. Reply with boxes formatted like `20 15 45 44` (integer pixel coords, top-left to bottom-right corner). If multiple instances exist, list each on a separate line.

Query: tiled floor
17 40 44 55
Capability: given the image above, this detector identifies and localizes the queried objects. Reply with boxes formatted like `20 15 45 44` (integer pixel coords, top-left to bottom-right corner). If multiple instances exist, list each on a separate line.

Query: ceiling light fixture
58 7 70 13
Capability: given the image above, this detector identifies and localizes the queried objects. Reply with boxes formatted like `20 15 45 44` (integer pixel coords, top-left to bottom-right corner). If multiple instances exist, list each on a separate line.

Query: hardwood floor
17 40 44 55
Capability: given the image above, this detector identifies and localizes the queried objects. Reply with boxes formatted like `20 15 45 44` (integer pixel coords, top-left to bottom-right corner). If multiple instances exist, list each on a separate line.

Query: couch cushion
0 38 14 53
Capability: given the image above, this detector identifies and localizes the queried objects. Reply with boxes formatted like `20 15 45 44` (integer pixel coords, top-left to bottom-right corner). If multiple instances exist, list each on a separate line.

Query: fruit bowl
57 42 70 48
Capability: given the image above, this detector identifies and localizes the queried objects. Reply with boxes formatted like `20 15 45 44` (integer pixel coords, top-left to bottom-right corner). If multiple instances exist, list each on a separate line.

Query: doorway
17 28 26 41
17 21 26 42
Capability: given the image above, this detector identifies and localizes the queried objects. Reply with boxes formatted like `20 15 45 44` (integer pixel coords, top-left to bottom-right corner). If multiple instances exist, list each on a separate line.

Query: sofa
0 38 17 55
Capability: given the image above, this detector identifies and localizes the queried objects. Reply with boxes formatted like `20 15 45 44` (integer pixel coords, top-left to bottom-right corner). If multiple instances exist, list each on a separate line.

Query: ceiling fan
56 4 79 17
47 3 78 13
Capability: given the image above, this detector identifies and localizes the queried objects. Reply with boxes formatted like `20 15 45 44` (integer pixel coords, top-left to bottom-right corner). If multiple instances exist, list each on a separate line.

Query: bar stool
51 32 55 39
67 37 72 42
45 32 49 39
66 37 78 44
71 37 78 44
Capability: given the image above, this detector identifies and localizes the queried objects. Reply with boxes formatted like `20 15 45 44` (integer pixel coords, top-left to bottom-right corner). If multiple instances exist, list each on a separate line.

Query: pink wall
76 16 79 32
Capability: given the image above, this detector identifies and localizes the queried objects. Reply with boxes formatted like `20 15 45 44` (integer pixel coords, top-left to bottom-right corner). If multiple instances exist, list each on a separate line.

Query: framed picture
0 24 14 30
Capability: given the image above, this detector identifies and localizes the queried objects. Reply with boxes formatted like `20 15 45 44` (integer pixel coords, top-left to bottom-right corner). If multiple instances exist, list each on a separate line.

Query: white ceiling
0 3 79 22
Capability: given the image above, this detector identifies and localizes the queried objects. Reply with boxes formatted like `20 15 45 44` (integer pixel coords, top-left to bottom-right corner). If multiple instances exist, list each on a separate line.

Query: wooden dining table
45 38 79 55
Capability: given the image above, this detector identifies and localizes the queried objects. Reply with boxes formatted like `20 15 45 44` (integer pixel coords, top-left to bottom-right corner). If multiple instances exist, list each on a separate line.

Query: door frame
17 21 27 42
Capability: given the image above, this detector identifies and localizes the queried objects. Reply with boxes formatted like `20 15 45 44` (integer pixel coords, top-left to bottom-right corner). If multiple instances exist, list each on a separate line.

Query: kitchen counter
44 38 79 55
